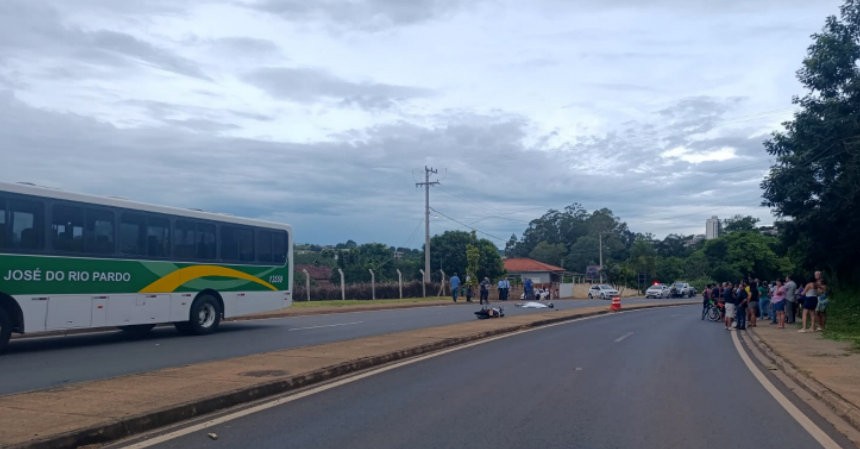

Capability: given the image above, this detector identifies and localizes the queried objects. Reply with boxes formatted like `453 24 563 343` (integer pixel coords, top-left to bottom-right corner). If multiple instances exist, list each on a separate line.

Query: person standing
784 275 798 324
450 273 461 303
479 277 490 305
723 282 737 331
758 280 770 323
748 278 759 327
771 280 786 328
736 281 750 330
497 278 506 301
701 284 711 320
799 274 819 332
524 278 534 301
816 278 829 332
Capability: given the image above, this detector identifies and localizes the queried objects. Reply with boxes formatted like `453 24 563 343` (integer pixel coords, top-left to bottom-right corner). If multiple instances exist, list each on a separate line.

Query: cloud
660 146 737 164
243 67 434 109
0 0 208 81
249 0 468 30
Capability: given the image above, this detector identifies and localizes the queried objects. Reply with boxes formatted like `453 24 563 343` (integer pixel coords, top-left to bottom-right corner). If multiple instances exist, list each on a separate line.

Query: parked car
645 283 670 299
588 284 619 300
669 281 697 298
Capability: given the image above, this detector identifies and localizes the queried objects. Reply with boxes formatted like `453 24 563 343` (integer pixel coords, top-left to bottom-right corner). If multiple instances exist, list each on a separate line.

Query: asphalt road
131 306 851 449
1 298 665 395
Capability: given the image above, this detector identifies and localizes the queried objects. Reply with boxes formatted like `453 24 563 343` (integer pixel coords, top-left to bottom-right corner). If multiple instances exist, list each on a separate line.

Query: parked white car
645 283 670 299
588 284 619 300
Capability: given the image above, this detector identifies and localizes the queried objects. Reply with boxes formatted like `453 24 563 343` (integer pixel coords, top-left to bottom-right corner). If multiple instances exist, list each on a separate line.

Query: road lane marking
614 332 634 343
288 321 363 331
731 331 843 449
120 307 694 448
119 313 617 448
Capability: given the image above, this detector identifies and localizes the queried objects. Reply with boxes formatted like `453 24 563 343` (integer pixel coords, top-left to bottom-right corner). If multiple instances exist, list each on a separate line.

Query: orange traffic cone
610 296 621 312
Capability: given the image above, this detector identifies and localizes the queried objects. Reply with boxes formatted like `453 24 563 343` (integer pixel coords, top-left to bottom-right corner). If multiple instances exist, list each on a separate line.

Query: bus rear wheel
0 308 11 354
176 294 221 335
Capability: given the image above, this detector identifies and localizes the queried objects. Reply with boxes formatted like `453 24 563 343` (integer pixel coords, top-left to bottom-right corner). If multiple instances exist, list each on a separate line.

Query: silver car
645 283 670 299
588 284 619 300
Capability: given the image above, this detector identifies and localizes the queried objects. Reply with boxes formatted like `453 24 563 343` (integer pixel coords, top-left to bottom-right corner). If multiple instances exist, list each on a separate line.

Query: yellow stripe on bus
139 265 277 293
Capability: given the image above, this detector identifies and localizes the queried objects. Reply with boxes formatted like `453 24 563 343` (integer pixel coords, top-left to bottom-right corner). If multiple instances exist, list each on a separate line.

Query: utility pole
416 166 439 284
599 232 605 284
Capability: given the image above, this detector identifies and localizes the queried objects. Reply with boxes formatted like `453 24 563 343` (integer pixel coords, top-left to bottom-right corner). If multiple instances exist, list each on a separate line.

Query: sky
0 0 844 249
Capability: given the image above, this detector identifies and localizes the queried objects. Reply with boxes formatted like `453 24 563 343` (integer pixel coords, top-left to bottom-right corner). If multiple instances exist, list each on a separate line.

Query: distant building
758 225 779 237
705 216 721 240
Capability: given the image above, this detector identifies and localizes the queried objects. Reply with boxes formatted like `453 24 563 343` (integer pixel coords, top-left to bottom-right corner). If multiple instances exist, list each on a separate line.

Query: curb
745 328 860 433
12 301 691 449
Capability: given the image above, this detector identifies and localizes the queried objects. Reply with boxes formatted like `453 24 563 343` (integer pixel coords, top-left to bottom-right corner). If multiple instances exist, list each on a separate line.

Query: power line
429 206 507 242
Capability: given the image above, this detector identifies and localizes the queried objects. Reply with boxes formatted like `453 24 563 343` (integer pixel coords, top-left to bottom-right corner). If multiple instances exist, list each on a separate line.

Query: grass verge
290 296 451 309
826 287 860 350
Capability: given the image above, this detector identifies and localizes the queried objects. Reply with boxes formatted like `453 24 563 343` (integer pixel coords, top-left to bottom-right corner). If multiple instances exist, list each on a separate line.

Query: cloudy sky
0 0 842 248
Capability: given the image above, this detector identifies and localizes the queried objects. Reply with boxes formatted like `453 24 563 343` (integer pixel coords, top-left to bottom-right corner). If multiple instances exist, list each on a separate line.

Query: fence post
368 269 375 300
419 269 426 298
338 268 345 300
396 269 403 299
301 268 310 301
438 270 446 296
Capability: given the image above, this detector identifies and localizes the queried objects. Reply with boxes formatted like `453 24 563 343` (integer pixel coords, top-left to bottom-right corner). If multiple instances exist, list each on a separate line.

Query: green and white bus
0 182 293 352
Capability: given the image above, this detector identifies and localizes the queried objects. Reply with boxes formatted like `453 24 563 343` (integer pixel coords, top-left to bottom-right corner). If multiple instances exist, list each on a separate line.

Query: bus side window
197 223 216 260
0 197 6 249
146 216 170 258
52 203 85 252
10 199 45 251
173 220 196 259
272 231 287 264
119 213 145 255
256 230 273 263
85 208 115 254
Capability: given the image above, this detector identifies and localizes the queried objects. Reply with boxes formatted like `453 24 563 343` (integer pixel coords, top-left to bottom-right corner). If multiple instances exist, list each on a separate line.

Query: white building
705 216 721 240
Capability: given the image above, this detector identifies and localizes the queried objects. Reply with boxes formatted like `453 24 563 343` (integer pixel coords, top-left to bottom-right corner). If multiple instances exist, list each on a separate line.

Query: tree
761 0 860 284
427 230 504 281
628 237 657 279
528 242 566 267
723 215 759 233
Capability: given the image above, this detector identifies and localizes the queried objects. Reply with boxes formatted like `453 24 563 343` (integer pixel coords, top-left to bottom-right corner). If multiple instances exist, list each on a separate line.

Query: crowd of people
701 271 829 332
448 273 554 303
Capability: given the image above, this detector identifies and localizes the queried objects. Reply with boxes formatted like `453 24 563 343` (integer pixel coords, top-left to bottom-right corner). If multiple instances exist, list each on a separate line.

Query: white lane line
614 332 634 343
121 312 614 448
731 331 843 449
288 321 363 331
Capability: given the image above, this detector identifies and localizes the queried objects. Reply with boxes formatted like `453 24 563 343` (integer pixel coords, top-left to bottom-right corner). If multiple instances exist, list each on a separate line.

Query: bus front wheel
0 308 12 354
176 294 221 335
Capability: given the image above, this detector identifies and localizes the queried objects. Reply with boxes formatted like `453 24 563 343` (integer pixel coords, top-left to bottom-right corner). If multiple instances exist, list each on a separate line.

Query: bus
0 181 293 352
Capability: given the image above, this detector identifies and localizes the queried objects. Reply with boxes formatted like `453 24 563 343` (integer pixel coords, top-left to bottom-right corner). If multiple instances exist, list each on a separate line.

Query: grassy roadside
826 288 860 350
290 296 451 309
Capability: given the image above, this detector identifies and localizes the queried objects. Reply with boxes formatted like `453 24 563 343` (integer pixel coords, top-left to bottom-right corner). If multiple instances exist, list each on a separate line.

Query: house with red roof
503 257 566 285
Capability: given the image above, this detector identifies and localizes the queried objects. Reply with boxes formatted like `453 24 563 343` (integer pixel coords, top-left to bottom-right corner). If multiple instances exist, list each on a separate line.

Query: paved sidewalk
747 322 860 441
0 301 690 449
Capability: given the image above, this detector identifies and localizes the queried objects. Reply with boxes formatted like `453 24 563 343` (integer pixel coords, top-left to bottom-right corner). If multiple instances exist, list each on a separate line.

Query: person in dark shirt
723 282 736 330
701 284 711 320
736 281 749 330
